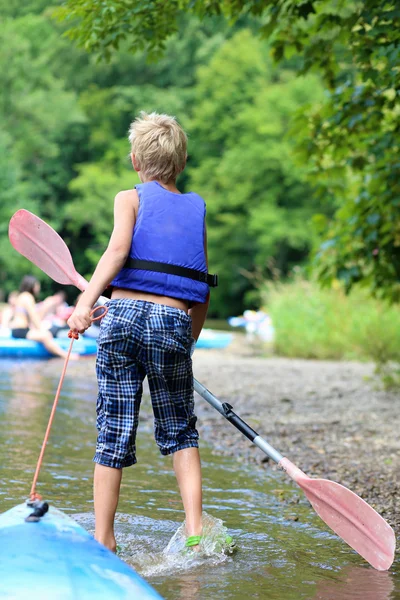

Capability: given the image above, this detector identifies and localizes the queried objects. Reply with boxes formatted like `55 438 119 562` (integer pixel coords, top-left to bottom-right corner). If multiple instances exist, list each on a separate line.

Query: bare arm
68 189 138 332
189 227 210 340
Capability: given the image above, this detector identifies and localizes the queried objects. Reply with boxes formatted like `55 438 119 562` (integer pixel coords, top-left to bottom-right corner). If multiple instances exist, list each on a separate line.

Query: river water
0 358 398 599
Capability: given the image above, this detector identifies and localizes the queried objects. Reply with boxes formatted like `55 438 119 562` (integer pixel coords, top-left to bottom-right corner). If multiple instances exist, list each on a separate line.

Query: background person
8 275 79 360
40 290 73 337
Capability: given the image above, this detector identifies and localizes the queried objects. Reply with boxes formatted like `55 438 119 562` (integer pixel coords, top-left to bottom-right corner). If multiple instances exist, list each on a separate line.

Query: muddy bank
192 339 400 535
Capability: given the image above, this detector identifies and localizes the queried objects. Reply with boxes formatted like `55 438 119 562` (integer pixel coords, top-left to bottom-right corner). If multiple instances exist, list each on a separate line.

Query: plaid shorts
94 299 198 468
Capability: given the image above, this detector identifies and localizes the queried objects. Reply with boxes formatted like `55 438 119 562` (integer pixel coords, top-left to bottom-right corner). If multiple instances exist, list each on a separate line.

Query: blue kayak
0 329 98 359
195 330 233 349
0 503 163 599
0 328 232 359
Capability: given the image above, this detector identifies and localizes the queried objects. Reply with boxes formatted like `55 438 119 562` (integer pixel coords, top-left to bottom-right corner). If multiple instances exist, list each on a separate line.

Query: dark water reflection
0 359 398 599
313 565 395 599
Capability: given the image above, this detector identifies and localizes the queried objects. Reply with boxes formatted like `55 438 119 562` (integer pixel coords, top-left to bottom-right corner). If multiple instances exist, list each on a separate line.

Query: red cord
29 306 108 502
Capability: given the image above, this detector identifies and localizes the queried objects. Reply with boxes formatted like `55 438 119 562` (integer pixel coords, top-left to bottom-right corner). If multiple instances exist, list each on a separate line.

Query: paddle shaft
194 379 283 464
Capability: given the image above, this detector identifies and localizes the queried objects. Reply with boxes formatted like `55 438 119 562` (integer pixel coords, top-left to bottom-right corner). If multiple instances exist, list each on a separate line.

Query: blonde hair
128 111 187 183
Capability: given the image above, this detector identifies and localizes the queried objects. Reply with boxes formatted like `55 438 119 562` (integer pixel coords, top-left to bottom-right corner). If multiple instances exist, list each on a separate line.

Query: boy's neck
143 177 180 194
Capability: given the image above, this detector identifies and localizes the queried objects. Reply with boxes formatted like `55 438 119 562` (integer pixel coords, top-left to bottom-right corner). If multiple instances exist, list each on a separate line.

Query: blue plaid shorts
94 299 198 468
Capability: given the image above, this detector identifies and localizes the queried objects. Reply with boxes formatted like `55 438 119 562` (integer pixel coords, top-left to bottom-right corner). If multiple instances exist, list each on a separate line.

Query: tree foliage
288 2 400 301
57 0 400 301
0 14 86 297
1 2 332 315
188 31 328 315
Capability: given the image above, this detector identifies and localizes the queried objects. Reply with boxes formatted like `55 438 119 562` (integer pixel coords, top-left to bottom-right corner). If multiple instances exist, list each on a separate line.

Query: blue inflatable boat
0 328 232 358
0 328 98 359
0 503 163 599
196 330 233 349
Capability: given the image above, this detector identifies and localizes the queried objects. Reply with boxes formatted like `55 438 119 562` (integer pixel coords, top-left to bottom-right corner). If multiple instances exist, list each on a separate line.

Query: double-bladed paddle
9 209 396 571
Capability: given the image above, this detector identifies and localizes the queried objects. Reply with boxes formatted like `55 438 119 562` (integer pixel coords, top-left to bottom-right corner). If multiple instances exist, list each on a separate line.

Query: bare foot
69 353 80 361
96 534 116 553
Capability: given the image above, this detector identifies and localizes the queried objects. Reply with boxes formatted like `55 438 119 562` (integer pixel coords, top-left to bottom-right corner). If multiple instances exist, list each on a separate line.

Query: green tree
0 132 37 297
58 0 400 301
0 13 86 295
188 31 328 316
0 4 234 298
0 16 85 220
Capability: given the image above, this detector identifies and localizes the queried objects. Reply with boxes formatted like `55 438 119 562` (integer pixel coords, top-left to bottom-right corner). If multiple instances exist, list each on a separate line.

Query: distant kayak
196 329 233 349
0 328 97 359
0 328 232 358
0 503 163 600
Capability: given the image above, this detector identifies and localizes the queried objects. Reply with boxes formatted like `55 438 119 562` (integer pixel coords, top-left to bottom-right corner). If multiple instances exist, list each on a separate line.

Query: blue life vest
111 181 216 304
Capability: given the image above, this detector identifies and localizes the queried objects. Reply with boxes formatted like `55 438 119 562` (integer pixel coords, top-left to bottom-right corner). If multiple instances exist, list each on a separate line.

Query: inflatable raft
0 328 232 358
0 503 163 599
0 328 98 359
196 329 233 349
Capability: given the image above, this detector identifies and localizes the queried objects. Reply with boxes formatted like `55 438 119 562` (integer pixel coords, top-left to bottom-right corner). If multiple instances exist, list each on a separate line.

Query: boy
68 111 218 553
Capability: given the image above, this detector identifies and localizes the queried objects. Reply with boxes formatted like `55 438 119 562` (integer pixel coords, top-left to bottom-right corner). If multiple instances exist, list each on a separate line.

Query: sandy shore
192 337 400 535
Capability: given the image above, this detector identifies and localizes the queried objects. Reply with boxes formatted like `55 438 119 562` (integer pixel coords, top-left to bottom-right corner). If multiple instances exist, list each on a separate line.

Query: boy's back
110 180 210 306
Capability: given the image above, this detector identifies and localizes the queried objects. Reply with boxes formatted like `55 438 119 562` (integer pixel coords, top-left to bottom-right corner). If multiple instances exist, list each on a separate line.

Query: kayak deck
0 503 163 599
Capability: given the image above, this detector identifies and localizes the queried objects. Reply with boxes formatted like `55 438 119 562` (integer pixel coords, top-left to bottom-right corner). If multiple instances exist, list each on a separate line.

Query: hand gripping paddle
9 209 396 570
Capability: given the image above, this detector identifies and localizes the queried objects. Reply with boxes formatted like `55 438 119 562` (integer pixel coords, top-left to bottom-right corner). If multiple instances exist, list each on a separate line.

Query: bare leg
173 447 202 537
94 464 122 552
27 329 79 360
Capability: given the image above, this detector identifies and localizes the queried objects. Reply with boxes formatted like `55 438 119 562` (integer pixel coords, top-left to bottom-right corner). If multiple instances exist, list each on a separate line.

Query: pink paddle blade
9 210 87 292
280 458 395 571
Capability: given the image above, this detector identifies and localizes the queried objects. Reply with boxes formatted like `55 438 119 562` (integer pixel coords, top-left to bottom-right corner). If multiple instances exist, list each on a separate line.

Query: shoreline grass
263 279 400 366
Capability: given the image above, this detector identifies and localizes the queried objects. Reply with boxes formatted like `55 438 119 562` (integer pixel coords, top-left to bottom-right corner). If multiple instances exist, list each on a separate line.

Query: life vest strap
123 258 218 287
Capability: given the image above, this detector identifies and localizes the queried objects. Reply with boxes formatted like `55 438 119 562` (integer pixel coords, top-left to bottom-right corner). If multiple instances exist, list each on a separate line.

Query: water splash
164 512 235 556
126 512 236 577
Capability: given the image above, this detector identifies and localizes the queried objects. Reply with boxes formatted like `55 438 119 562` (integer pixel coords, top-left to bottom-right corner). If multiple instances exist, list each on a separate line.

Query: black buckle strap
124 258 218 287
